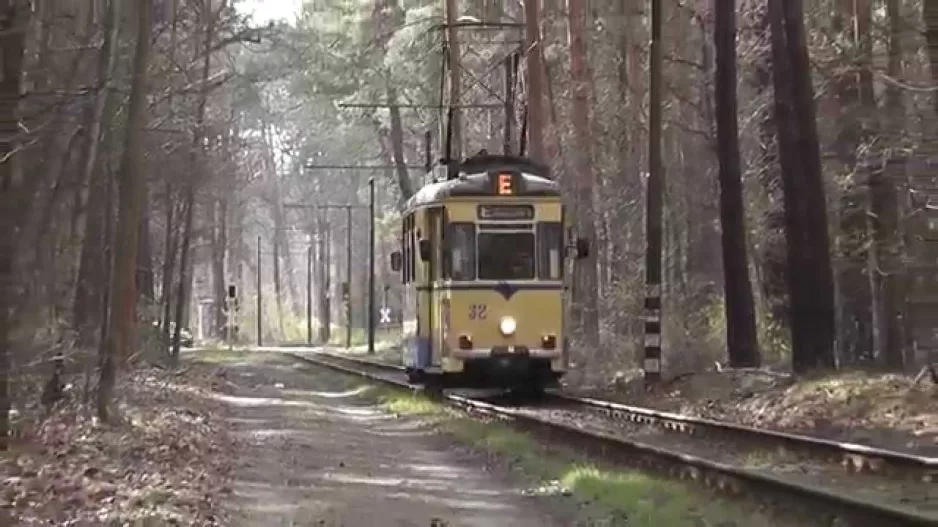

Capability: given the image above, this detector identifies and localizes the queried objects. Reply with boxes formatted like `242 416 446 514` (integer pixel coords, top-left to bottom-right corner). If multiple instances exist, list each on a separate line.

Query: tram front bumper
451 347 561 360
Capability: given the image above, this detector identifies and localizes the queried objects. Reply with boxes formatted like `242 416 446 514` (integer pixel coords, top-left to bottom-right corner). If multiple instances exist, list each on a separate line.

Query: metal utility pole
644 0 664 385
504 53 518 155
226 285 237 352
445 0 462 161
367 178 376 354
306 243 313 345
256 235 262 347
320 217 331 343
345 205 352 349
523 0 545 161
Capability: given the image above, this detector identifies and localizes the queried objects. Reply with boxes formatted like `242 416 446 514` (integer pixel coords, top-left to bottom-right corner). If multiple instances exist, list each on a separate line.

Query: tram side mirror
390 251 402 272
418 239 431 261
575 237 590 259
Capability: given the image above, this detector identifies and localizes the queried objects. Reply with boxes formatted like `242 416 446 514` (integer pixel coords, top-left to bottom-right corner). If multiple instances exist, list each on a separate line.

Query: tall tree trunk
318 215 332 343
714 0 760 367
160 184 178 343
567 0 599 350
387 86 414 206
212 197 228 337
868 0 904 370
273 232 285 339
522 0 543 161
750 4 789 348
73 0 121 348
98 0 153 422
924 0 938 115
137 190 154 302
768 0 837 373
831 0 873 365
0 0 30 451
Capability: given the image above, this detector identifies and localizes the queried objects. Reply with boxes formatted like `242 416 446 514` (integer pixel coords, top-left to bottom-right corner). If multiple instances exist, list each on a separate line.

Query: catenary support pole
644 0 664 385
256 235 262 347
367 178 376 353
307 243 313 345
345 205 352 349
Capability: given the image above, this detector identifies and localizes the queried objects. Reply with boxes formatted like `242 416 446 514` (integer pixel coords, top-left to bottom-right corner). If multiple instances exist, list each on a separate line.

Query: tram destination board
477 204 535 220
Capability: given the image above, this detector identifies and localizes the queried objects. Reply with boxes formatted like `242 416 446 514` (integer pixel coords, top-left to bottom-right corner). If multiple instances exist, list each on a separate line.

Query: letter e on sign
497 173 513 195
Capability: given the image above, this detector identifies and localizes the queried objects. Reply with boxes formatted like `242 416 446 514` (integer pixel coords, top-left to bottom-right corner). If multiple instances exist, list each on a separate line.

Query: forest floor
331 345 938 456
1 364 233 525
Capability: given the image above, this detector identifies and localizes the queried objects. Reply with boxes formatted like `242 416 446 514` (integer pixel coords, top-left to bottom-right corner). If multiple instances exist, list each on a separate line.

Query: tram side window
403 214 414 284
443 223 476 280
408 216 416 283
537 222 563 280
401 217 407 283
478 231 535 280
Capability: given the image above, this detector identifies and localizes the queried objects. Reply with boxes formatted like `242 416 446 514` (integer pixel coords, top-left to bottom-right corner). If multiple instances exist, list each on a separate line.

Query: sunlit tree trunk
567 0 599 349
387 86 414 205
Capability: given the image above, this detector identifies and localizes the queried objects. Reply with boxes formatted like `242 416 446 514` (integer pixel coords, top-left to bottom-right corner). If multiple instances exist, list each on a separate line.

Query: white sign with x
379 307 391 324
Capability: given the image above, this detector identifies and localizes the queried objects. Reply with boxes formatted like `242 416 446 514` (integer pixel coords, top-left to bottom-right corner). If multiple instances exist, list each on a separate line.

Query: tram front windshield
477 232 535 280
446 222 563 281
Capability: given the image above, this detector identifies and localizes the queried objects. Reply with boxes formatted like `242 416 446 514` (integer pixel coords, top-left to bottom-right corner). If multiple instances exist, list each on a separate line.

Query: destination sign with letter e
497 173 513 195
489 171 523 196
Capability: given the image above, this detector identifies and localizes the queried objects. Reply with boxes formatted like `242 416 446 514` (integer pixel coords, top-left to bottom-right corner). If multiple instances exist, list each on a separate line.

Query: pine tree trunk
714 0 760 367
73 0 121 348
0 0 29 451
768 0 837 373
97 0 153 422
567 0 600 349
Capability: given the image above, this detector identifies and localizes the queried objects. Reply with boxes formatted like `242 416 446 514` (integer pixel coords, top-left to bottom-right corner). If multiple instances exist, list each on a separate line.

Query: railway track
283 348 937 527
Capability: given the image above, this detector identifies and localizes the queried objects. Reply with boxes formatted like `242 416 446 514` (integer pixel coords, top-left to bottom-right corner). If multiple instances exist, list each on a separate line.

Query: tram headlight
499 316 517 336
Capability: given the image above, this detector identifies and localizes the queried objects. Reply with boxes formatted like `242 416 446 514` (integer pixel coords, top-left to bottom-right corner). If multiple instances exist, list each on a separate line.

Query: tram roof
403 154 561 210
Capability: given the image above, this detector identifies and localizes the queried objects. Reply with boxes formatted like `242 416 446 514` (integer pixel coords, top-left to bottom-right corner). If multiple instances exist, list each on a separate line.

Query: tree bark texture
98 0 153 421
768 0 837 373
567 0 600 348
0 0 30 450
713 0 760 367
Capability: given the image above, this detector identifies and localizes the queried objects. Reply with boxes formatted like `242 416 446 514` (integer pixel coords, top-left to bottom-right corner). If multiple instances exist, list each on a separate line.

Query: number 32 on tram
389 154 589 392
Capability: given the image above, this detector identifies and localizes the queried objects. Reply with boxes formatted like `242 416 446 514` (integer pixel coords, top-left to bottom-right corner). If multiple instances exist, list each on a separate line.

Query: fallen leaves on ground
1 367 234 526
578 368 937 453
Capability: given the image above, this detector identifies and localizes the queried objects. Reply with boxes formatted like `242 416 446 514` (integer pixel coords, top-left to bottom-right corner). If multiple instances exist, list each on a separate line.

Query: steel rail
288 350 937 526
552 393 937 478
307 349 936 478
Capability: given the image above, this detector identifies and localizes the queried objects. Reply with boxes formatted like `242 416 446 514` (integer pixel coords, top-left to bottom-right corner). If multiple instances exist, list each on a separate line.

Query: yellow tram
389 153 588 392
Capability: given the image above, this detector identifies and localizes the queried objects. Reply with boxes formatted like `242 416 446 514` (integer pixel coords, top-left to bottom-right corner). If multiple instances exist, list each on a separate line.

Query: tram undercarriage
406 355 563 394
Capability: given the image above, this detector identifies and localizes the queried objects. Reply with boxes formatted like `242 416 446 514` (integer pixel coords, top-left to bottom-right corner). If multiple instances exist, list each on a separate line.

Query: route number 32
468 304 488 320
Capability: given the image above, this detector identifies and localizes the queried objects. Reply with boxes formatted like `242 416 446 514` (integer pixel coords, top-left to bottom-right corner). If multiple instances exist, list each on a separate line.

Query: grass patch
326 338 403 364
383 391 446 416
183 348 294 366
378 391 786 527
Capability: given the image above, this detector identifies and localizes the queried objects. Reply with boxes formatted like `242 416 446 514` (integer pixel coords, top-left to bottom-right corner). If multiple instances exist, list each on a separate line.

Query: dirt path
215 354 580 527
